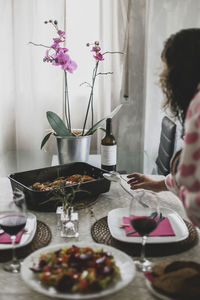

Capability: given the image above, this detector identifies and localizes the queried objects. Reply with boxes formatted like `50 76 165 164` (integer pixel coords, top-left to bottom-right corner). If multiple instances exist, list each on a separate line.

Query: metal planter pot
56 134 91 165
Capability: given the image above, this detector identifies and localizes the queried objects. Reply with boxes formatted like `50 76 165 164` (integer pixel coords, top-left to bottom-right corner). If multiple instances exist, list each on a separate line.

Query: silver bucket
56 134 91 165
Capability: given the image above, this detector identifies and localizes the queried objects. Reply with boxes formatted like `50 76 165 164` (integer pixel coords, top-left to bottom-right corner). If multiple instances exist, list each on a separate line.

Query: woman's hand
127 172 167 192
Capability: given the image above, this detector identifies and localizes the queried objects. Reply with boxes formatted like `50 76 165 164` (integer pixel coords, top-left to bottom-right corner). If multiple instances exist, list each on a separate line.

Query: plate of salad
21 242 136 299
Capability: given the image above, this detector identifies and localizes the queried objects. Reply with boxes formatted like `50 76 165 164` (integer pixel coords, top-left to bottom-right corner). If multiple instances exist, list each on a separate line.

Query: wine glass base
134 258 153 272
3 261 21 273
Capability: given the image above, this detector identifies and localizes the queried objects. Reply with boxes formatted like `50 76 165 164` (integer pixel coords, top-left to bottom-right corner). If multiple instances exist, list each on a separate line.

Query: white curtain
98 0 129 152
65 0 129 153
0 0 128 157
0 0 65 155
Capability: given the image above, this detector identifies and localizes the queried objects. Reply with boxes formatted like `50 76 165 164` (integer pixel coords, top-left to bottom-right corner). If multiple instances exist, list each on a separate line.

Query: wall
144 0 200 174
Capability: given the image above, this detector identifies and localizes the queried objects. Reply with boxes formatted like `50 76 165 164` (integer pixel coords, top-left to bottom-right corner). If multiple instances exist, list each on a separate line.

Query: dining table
0 150 199 300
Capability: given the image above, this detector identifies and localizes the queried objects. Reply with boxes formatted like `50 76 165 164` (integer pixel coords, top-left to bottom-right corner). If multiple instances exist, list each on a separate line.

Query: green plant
41 184 89 212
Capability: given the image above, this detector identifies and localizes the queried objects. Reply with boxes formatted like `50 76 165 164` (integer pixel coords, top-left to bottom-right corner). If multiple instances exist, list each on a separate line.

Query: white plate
145 278 170 300
0 212 37 250
107 207 188 244
21 242 136 299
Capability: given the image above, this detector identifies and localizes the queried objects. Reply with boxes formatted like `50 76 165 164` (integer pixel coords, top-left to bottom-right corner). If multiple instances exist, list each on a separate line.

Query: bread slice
152 268 198 297
180 273 200 299
152 261 173 276
164 260 200 274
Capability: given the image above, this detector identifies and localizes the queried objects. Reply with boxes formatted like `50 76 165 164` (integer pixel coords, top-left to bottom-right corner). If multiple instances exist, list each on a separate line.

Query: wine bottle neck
106 118 112 135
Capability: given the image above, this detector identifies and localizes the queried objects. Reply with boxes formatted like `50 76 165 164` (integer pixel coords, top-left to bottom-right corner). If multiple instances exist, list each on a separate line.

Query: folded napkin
123 215 175 236
0 231 24 244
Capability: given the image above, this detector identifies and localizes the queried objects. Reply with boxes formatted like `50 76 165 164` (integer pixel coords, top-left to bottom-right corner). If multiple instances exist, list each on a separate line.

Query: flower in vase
29 20 123 149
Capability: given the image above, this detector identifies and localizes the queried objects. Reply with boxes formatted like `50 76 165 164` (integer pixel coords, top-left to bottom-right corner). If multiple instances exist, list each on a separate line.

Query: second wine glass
0 189 27 273
129 189 160 272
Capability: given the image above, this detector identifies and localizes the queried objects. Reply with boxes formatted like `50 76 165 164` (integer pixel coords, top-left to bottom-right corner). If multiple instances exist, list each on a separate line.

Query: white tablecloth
0 175 198 300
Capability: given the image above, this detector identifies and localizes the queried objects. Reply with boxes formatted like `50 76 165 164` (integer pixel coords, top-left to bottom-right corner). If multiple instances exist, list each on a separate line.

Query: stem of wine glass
140 235 147 262
10 235 18 264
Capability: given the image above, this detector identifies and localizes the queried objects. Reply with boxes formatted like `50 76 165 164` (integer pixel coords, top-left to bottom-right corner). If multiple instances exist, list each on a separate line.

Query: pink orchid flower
43 50 52 62
52 51 69 66
62 48 68 53
58 30 65 37
62 59 77 73
91 46 101 53
41 22 76 73
53 38 62 43
94 52 104 61
51 43 60 50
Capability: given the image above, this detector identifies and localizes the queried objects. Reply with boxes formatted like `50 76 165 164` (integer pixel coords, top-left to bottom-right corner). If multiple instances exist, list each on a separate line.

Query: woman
127 28 200 226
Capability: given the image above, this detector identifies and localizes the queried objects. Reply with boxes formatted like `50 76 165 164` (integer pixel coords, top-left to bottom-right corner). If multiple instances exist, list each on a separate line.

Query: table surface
0 151 199 300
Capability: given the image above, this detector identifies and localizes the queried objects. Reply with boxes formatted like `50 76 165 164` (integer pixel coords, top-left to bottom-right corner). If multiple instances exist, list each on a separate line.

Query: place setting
91 174 198 259
0 188 31 272
90 176 200 299
0 189 51 265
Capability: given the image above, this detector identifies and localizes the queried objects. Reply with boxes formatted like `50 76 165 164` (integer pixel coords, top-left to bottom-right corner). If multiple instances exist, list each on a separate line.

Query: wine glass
0 189 27 273
129 189 160 272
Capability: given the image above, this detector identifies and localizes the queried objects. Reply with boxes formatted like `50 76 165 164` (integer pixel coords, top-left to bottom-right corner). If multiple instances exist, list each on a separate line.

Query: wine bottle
101 118 117 171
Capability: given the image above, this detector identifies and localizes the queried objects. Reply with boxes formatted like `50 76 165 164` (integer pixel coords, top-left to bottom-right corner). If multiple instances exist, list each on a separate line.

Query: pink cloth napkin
0 231 24 244
123 215 175 236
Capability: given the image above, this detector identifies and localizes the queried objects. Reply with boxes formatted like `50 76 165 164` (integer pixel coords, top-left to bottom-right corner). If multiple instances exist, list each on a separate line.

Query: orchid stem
28 42 51 49
64 71 71 131
102 51 124 56
82 61 99 135
91 94 94 127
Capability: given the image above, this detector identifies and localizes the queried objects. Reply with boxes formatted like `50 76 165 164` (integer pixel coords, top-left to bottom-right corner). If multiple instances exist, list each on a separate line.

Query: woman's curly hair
160 28 200 126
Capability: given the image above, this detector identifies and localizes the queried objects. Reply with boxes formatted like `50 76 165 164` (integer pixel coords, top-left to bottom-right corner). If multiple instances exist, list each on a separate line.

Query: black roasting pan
8 162 111 212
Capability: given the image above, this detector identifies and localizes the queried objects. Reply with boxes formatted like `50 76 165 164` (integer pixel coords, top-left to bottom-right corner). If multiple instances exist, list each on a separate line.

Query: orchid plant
29 20 122 149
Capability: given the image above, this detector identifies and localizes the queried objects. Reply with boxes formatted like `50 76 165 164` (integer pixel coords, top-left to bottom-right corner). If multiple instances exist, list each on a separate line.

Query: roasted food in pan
9 162 111 211
30 174 95 191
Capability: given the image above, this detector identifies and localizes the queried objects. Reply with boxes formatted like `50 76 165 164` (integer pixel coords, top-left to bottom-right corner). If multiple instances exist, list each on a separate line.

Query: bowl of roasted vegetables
30 245 120 293
21 242 136 299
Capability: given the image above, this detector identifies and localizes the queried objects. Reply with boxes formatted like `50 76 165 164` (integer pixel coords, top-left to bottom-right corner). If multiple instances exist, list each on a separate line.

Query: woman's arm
127 172 168 192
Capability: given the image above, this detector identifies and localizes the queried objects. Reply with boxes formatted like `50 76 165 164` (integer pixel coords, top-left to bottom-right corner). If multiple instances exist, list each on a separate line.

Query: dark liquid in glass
0 215 26 235
130 217 157 236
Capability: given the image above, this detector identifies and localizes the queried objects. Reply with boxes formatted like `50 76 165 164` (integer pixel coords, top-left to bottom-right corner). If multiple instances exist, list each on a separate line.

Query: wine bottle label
101 145 117 166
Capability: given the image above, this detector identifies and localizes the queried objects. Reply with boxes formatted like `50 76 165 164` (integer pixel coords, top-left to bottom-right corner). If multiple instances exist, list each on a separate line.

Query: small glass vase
60 206 79 238
55 206 63 236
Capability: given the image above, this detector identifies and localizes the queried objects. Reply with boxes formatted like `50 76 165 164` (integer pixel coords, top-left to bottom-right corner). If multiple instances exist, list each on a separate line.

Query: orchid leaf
40 132 53 149
46 111 74 137
99 127 106 133
108 104 123 119
85 118 105 136
86 104 123 136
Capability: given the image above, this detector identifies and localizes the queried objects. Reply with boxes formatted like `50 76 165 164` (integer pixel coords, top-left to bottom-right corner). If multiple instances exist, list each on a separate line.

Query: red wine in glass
0 215 26 236
129 190 160 272
0 189 27 273
130 217 157 236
